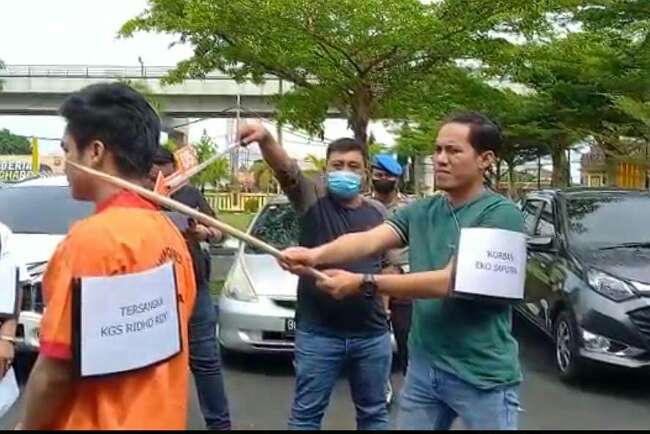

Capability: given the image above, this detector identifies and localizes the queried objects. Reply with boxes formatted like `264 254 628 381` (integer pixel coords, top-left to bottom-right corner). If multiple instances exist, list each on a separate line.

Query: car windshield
566 194 650 248
246 203 299 253
0 185 93 234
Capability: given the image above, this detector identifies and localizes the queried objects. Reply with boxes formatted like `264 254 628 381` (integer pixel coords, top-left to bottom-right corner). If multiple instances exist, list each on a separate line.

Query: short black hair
153 147 175 166
59 83 161 177
326 138 367 162
443 112 502 156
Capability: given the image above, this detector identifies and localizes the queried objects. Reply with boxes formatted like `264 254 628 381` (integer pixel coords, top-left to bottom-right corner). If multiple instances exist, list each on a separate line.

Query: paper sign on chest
452 228 527 301
73 262 182 378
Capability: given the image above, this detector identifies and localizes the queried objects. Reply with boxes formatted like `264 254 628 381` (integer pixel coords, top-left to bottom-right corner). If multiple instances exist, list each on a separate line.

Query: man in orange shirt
17 83 197 430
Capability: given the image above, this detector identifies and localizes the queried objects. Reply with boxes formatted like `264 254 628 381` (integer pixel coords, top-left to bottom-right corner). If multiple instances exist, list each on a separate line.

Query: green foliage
251 159 277 192
502 8 650 185
191 130 230 190
0 129 30 155
120 0 650 187
397 1 650 187
614 97 650 135
162 139 178 152
121 0 572 144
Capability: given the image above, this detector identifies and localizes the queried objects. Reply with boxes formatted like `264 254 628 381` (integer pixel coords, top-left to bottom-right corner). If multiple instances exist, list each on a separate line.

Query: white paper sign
454 228 527 300
0 368 19 418
0 262 18 317
78 262 181 377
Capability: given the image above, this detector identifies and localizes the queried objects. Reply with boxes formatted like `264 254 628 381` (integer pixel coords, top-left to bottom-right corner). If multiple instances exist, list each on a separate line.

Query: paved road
3 317 649 429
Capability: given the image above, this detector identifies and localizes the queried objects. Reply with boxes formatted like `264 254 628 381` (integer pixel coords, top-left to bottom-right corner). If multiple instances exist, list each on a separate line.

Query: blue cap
372 154 403 177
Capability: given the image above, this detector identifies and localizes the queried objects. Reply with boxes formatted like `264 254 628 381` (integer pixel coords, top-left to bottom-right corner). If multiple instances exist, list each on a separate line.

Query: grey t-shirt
274 161 389 337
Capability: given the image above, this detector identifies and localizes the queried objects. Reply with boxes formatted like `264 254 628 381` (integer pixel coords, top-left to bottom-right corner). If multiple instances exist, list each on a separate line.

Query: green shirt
386 190 525 389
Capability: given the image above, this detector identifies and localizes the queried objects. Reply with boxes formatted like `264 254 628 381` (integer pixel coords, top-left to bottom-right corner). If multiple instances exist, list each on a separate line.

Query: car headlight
587 269 636 302
581 329 611 353
581 329 646 358
223 263 257 302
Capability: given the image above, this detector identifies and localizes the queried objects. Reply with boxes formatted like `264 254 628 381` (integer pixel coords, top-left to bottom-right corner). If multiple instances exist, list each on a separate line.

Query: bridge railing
0 64 280 81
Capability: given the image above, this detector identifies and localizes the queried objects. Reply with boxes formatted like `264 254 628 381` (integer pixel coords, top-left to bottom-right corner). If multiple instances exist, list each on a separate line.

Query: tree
121 0 574 146
251 159 278 192
394 72 551 191
496 1 650 185
191 131 230 191
0 129 31 155
607 96 650 168
615 97 650 138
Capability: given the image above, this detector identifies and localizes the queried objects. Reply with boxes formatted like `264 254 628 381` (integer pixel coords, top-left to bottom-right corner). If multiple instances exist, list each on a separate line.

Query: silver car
218 197 300 353
218 197 398 356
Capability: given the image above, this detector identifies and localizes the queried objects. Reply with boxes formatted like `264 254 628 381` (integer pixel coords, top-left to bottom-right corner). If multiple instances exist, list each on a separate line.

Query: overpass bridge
0 64 340 118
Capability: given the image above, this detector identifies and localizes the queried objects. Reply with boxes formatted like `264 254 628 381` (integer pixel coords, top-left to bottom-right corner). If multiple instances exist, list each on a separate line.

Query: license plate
285 318 296 335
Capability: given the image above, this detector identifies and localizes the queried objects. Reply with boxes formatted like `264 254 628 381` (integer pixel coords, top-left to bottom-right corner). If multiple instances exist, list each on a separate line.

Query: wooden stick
167 144 239 190
66 161 329 281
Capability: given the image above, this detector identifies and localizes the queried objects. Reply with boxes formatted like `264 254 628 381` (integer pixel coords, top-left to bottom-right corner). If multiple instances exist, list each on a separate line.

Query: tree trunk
495 159 502 192
550 146 570 187
408 157 417 195
507 160 516 198
348 86 372 147
537 153 542 190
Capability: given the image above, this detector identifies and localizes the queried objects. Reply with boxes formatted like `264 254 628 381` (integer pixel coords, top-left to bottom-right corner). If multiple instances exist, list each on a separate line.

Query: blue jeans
289 329 392 430
190 286 231 430
397 351 521 430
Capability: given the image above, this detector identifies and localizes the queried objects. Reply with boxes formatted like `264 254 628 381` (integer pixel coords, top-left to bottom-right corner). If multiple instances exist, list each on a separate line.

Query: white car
0 176 93 366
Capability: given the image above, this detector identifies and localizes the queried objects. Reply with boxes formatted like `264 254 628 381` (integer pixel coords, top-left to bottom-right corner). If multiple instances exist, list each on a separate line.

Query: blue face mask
327 170 362 200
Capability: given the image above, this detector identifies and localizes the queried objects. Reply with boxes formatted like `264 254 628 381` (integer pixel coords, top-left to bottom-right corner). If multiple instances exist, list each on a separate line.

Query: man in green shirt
281 112 524 430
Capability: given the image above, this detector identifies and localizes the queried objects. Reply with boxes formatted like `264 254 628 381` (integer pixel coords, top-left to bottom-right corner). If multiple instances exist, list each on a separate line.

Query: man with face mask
239 122 391 431
369 155 413 378
370 154 410 213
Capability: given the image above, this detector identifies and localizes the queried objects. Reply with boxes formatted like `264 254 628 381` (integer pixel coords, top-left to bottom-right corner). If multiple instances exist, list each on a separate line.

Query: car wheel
554 311 584 382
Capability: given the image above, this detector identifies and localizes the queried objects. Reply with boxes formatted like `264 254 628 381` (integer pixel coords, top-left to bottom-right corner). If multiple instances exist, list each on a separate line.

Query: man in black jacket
150 147 231 431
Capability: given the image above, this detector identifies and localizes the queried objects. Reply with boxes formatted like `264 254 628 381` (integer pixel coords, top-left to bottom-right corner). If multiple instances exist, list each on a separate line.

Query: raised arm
239 122 293 180
239 122 318 215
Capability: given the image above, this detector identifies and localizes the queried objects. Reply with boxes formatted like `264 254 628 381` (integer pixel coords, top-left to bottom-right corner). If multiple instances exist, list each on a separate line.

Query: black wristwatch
361 274 378 299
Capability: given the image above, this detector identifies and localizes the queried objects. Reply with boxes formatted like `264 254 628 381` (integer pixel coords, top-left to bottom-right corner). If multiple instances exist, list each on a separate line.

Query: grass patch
220 212 255 232
209 280 225 298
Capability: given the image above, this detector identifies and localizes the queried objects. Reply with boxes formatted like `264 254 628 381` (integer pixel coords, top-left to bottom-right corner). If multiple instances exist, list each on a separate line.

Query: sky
0 0 582 180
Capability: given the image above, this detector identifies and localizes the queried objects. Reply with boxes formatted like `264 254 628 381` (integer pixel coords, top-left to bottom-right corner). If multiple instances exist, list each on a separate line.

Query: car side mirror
527 236 557 252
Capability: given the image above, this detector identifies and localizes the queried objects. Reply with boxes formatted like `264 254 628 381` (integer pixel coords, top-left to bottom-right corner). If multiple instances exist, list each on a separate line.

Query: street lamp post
138 57 145 77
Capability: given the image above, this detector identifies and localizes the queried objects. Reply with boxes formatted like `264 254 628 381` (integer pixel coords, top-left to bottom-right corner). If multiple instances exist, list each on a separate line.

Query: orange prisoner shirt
39 190 197 429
